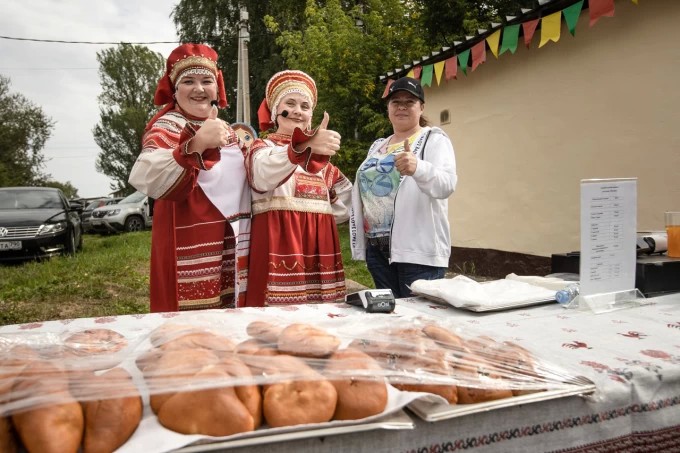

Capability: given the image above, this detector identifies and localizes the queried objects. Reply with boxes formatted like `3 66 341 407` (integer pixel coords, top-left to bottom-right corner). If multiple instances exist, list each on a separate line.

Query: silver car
81 197 122 233
89 191 152 234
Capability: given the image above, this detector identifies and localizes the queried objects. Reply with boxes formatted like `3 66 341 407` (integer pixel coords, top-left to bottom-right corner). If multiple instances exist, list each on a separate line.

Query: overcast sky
1 1 180 198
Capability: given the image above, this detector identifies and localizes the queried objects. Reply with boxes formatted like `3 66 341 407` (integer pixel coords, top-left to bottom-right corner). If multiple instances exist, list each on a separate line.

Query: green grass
337 222 373 288
0 226 373 326
0 232 152 325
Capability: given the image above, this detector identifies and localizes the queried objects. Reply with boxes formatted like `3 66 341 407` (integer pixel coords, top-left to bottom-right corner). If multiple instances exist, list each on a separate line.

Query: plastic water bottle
555 283 580 305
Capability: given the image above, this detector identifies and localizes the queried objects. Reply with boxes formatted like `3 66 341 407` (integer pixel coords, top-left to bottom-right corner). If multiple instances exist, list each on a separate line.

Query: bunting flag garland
421 64 434 87
471 41 486 71
499 24 520 55
434 60 446 85
589 0 615 27
382 79 394 98
458 49 471 75
389 0 634 88
522 19 540 48
444 55 457 80
486 30 501 58
539 11 562 48
563 1 584 36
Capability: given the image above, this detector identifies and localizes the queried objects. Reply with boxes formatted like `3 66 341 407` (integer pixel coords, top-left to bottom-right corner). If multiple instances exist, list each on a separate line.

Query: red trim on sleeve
289 126 329 173
172 124 220 171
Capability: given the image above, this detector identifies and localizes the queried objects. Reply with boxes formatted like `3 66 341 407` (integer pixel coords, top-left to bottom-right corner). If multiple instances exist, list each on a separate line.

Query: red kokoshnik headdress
257 70 317 132
146 43 228 131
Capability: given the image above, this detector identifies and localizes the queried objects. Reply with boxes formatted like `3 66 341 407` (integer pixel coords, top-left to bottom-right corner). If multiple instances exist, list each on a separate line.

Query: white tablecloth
2 293 680 452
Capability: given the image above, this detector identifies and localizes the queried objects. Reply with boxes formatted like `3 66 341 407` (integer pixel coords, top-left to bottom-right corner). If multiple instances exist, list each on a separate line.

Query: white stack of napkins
504 273 574 291
410 275 561 309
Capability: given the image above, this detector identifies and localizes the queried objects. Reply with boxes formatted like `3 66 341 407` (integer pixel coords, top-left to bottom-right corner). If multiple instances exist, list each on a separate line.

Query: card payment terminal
345 289 396 313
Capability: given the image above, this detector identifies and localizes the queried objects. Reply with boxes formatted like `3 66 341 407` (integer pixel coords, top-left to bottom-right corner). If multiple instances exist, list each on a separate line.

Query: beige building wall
424 0 680 257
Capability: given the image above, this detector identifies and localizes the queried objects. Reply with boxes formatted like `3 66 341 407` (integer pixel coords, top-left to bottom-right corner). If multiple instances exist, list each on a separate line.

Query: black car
0 187 83 263
69 199 85 215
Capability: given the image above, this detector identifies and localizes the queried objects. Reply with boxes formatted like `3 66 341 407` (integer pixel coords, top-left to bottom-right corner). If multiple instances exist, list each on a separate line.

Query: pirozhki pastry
277 323 340 358
11 361 83 453
325 349 388 420
63 329 127 356
455 352 514 404
156 368 257 436
0 416 17 453
261 355 337 427
246 320 284 345
79 368 142 453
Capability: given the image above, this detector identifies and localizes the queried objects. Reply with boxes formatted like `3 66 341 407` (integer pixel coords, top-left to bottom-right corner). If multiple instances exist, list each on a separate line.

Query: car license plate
0 241 21 251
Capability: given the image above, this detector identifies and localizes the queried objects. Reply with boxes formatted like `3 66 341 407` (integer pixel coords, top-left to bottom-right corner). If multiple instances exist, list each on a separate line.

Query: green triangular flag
457 49 470 75
563 0 584 36
499 24 520 55
421 64 434 87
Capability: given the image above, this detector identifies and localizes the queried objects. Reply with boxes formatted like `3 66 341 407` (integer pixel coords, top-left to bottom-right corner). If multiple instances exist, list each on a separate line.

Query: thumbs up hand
190 102 232 154
318 111 329 130
302 112 341 156
394 139 417 176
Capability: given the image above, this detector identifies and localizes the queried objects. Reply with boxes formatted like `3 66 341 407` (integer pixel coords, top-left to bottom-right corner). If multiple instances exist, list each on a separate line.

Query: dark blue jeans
366 243 446 298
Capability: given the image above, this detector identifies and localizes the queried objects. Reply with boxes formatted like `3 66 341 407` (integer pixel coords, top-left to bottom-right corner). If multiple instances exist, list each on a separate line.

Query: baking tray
115 384 419 453
173 409 414 452
411 291 556 312
407 376 596 422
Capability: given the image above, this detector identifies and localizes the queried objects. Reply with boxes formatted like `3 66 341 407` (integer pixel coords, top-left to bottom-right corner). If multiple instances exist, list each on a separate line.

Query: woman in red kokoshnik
245 70 352 306
129 43 250 312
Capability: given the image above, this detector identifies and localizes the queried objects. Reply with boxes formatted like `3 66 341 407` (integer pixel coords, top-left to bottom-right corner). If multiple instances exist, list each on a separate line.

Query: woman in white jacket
349 77 457 297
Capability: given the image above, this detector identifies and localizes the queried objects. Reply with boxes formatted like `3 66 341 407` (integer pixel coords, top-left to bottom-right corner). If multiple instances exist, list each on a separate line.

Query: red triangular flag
471 41 486 72
522 19 540 48
412 66 422 79
382 79 394 99
444 56 457 81
589 0 615 27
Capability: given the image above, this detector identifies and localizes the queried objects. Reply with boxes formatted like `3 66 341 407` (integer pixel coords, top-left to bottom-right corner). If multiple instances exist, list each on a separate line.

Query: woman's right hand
189 105 231 154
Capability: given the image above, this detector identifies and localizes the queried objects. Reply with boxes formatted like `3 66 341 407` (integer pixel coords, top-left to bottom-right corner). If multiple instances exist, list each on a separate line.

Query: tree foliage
43 180 79 199
93 44 165 194
0 75 54 187
172 0 307 126
170 0 533 180
273 0 432 140
265 0 434 178
413 0 536 47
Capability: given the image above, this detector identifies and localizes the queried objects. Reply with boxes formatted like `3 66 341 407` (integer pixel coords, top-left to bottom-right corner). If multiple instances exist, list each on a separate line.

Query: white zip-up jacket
349 126 457 267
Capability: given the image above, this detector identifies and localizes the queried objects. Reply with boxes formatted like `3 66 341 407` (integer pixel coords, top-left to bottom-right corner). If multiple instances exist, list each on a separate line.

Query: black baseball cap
385 77 425 103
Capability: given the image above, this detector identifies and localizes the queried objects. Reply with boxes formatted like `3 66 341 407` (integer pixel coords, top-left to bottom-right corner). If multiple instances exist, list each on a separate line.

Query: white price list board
579 178 637 298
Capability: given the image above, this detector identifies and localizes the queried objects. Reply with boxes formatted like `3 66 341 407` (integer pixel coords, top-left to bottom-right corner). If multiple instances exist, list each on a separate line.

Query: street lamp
354 2 365 31
236 6 251 124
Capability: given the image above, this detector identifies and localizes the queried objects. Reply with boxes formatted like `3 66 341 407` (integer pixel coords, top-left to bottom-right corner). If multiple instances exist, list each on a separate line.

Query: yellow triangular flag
486 30 501 58
406 69 415 78
434 61 445 85
539 11 561 48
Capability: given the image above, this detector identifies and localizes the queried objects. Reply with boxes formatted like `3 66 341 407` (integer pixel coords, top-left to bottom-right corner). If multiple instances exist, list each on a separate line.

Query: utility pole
236 6 251 123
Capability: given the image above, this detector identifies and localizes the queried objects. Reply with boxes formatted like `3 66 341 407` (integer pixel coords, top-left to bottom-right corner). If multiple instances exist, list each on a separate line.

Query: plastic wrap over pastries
0 313 585 452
